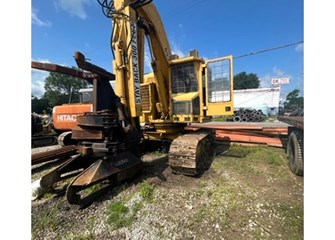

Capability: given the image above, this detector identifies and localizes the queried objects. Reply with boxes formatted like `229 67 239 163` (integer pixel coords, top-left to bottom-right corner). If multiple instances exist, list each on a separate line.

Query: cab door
204 55 234 116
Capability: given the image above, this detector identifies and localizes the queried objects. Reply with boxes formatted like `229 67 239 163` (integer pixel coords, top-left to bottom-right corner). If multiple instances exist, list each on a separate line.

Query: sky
31 0 303 103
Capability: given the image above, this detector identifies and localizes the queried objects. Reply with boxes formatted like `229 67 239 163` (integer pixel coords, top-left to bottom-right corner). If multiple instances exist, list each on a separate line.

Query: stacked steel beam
186 124 287 147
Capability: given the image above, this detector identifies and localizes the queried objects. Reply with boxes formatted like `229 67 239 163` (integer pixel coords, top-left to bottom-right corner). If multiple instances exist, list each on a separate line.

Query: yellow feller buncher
32 0 235 206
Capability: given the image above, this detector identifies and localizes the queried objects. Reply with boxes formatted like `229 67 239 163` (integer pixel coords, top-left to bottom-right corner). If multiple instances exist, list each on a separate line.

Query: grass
32 202 60 232
213 144 288 176
106 181 155 229
192 144 303 238
32 144 303 239
107 201 131 228
139 180 154 201
277 202 304 239
188 180 249 231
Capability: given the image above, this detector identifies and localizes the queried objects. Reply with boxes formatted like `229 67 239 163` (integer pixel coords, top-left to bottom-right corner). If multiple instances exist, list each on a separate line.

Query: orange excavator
31 60 109 146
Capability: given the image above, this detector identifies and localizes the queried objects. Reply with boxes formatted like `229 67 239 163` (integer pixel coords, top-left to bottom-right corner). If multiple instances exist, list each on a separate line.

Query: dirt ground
31 142 303 240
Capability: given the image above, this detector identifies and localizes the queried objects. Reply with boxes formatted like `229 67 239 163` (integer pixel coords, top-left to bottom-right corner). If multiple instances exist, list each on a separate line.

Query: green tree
31 95 50 114
284 89 304 110
44 69 91 106
234 72 260 90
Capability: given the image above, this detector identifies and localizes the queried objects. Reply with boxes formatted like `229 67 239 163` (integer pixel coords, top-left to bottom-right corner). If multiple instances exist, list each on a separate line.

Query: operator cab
79 88 93 104
170 50 234 123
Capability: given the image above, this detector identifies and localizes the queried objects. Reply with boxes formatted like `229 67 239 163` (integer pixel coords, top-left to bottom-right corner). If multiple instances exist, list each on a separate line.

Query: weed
107 201 130 228
41 192 54 199
199 179 207 187
107 198 144 229
139 181 154 201
277 203 304 238
193 207 207 223
254 227 263 240
238 217 247 228
225 144 253 158
32 144 302 240
267 154 282 166
132 202 143 216
32 202 60 231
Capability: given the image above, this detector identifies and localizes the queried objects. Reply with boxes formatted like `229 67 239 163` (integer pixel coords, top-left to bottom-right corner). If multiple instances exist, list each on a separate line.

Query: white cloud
295 43 304 52
31 69 48 98
171 41 185 58
31 59 51 98
259 66 301 102
273 66 285 77
56 0 92 20
178 23 183 30
259 66 292 88
32 8 52 27
144 40 186 73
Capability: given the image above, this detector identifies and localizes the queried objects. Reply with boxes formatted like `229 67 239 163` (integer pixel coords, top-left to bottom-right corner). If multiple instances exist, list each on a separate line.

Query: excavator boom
104 0 234 175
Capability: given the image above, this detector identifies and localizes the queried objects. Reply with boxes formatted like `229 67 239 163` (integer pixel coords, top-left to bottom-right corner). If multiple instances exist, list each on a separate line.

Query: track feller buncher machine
32 0 234 206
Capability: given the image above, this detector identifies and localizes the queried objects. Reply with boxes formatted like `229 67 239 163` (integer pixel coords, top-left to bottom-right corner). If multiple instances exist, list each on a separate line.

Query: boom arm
31 61 97 84
32 52 118 112
101 0 172 119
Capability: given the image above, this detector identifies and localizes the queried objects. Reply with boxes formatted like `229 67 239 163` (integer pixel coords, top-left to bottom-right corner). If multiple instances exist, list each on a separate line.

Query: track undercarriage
168 129 215 176
143 124 216 176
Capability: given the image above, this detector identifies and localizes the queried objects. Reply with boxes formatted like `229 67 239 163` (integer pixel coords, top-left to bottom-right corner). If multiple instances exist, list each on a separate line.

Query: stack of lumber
185 123 288 147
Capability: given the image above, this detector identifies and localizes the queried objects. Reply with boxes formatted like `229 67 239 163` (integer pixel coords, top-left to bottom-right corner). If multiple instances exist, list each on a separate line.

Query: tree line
32 71 91 113
32 71 303 113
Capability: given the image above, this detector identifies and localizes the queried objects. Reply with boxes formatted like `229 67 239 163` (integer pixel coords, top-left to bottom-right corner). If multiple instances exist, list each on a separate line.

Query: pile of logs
232 109 266 122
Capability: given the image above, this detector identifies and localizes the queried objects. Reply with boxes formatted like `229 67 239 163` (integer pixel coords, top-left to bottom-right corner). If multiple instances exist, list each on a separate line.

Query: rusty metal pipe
32 145 78 165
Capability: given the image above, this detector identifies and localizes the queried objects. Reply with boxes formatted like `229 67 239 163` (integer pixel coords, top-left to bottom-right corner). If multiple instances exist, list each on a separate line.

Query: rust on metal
76 111 119 128
71 126 104 140
33 110 142 206
74 51 115 81
169 129 215 176
31 52 142 206
66 151 143 205
32 145 78 165
31 61 96 84
186 123 288 148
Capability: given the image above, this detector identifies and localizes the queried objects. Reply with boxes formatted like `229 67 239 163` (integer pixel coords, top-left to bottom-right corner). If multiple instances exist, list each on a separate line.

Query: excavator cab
170 52 234 123
170 53 203 123
141 50 234 124
78 88 93 104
